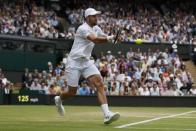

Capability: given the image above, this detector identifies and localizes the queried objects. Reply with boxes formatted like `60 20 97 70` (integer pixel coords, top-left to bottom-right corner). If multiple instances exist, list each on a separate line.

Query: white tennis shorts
66 58 100 87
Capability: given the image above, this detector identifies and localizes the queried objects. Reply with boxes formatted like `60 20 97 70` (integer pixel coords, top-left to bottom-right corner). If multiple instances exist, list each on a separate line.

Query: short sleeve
95 26 106 37
77 27 92 39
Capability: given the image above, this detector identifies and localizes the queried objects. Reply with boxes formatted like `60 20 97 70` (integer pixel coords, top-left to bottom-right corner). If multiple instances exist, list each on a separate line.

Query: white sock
56 96 62 104
101 104 111 117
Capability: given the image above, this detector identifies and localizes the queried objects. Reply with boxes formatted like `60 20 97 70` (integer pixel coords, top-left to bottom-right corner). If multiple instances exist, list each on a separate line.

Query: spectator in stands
47 74 55 86
150 82 160 96
47 62 53 73
130 86 139 96
3 82 12 104
30 79 41 90
0 69 14 104
109 82 119 96
77 81 90 95
56 75 64 87
189 86 196 96
172 84 184 96
48 84 56 95
139 85 150 96
40 82 50 94
175 74 184 90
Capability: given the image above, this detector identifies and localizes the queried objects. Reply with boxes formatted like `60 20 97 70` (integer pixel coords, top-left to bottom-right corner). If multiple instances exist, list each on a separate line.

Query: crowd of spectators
0 0 62 38
96 48 194 96
22 61 67 95
21 48 195 96
65 0 196 44
0 0 195 44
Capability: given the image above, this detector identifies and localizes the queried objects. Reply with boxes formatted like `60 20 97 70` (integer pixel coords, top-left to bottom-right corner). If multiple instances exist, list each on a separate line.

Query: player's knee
88 75 104 89
95 82 104 88
94 79 104 89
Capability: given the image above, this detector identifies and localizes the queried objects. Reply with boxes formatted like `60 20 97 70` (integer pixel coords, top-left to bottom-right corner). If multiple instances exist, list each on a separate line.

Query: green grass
0 106 196 131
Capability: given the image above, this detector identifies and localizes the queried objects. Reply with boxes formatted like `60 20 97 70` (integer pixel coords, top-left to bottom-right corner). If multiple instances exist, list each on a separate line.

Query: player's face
87 15 98 26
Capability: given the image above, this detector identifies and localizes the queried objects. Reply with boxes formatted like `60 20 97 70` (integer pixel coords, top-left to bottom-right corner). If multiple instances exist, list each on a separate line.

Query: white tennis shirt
68 22 105 60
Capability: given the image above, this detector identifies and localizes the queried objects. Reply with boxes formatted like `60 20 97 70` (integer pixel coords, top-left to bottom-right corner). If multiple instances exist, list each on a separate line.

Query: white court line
115 110 196 129
127 127 196 131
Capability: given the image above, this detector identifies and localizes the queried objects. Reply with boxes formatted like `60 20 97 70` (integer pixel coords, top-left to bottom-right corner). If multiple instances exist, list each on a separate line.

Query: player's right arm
87 33 114 44
78 26 114 44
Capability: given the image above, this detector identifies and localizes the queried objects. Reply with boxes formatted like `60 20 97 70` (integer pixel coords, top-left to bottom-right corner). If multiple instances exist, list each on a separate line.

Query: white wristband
107 35 115 43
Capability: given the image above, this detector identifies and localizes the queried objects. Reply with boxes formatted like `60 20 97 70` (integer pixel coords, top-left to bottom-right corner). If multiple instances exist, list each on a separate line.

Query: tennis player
55 8 120 124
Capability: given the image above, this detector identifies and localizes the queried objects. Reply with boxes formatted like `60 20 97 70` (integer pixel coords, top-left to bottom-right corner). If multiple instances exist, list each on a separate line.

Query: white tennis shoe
104 112 120 124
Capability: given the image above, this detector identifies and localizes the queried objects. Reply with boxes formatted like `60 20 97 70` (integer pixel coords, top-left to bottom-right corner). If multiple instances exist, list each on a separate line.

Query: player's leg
83 65 120 124
55 86 77 116
87 74 108 109
54 68 80 116
60 86 77 99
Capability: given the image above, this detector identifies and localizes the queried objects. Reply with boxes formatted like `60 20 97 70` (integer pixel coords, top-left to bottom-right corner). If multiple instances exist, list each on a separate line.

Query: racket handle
113 30 121 44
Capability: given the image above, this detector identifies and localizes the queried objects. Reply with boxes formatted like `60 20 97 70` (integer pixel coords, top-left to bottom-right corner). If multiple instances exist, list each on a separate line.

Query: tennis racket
113 29 121 44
